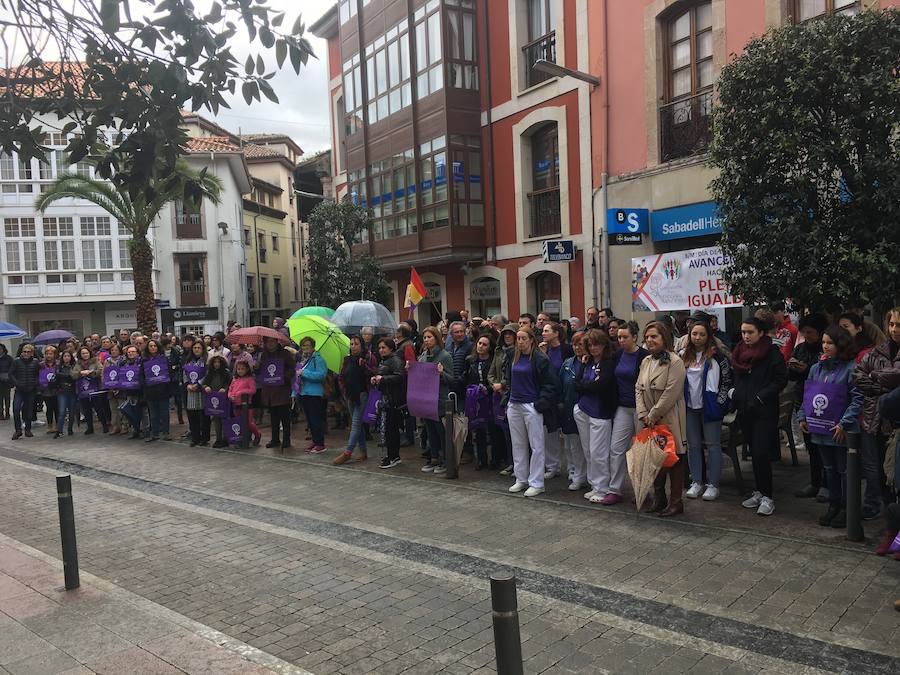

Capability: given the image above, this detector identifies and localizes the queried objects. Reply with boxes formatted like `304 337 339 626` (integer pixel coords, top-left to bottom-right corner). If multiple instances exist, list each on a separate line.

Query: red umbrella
224 326 292 347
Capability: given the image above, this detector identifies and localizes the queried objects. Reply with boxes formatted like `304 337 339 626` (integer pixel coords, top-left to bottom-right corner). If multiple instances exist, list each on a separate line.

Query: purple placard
102 365 120 389
362 389 381 425
118 363 142 390
77 377 98 399
204 391 229 417
224 416 244 444
142 355 170 386
183 361 206 386
39 366 56 392
803 379 849 435
258 358 284 387
406 361 439 422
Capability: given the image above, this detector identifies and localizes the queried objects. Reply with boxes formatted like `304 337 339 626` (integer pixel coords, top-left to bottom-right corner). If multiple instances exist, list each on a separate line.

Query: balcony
659 90 714 163
175 211 203 239
528 187 561 238
179 280 206 306
522 32 557 89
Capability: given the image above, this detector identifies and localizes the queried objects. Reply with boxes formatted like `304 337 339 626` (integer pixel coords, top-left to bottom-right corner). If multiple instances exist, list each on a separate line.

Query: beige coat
635 352 687 454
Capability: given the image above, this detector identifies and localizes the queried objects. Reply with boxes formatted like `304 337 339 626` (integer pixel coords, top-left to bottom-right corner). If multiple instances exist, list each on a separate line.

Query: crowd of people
1 303 899 557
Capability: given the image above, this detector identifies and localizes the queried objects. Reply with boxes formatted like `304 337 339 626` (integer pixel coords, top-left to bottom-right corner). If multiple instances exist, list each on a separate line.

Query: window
80 216 111 236
0 153 34 194
293 266 299 301
43 217 74 237
446 0 479 91
523 0 558 88
363 18 412 125
4 217 36 237
419 136 449 231
343 54 364 135
61 241 75 270
368 149 418 240
260 276 270 307
175 199 203 238
449 134 484 228
244 228 251 245
414 1 443 100
528 124 561 237
660 1 714 162
347 168 369 243
257 231 267 263
178 255 206 305
339 0 357 25
119 239 131 268
98 240 113 269
272 234 279 252
82 240 96 269
247 275 256 308
273 277 282 307
44 241 58 270
6 244 20 271
792 0 860 21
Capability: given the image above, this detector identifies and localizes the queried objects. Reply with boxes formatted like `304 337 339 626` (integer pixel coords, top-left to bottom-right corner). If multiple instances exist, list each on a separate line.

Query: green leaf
241 81 258 105
245 54 254 75
100 0 120 33
292 14 305 36
275 40 287 68
260 25 275 48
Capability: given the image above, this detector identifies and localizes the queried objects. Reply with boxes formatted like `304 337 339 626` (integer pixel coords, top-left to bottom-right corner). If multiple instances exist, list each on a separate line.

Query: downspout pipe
482 0 497 266
599 0 611 307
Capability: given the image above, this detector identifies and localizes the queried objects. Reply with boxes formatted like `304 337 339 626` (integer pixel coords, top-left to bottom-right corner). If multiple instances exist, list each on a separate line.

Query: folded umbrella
224 326 292 347
286 315 350 373
626 428 667 513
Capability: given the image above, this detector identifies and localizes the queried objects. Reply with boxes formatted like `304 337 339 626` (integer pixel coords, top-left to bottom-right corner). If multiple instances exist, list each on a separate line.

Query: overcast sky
209 0 333 155
209 0 332 155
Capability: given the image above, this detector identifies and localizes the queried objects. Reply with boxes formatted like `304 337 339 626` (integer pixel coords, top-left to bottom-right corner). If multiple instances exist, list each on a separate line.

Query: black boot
818 504 840 527
829 509 847 528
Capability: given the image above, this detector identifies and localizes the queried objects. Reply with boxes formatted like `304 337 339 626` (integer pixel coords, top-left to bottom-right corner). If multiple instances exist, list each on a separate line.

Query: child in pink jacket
228 360 261 446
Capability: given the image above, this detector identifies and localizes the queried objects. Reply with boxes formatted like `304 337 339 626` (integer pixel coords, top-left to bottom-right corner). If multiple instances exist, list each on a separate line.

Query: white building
0 123 251 337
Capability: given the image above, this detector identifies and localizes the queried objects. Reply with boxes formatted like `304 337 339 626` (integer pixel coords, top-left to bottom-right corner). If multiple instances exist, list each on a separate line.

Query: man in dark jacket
9 343 40 439
447 321 474 460
395 322 419 446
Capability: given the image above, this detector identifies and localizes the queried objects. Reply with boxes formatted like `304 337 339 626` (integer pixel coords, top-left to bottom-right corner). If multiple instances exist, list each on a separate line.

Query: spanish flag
404 267 427 316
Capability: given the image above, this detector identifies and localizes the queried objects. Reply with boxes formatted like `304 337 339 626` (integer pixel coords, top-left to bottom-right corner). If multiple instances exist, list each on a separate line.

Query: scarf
731 335 772 376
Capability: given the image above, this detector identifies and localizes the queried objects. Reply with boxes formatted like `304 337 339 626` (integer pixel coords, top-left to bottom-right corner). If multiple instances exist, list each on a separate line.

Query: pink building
310 0 895 324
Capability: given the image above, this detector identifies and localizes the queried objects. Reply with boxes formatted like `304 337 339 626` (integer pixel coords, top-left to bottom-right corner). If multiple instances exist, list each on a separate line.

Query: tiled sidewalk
0 536 309 675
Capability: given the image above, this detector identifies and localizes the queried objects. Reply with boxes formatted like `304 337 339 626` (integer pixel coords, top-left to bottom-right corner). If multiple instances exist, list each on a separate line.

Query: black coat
465 353 493 388
9 357 40 392
733 345 787 420
376 352 406 408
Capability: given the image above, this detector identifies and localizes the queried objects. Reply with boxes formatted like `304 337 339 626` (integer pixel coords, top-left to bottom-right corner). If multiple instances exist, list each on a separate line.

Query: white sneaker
742 491 763 509
523 486 544 497
568 481 585 491
757 497 775 516
421 464 436 473
588 493 604 504
543 470 558 480
701 485 719 501
583 490 597 500
509 481 528 493
686 482 703 499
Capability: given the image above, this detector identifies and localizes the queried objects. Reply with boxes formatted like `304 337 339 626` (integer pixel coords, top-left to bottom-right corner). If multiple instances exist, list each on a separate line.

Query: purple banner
493 391 507 425
224 416 244 444
77 377 98 399
142 355 170 386
39 366 56 392
407 361 439 422
362 389 381 425
258 358 285 387
803 379 849 436
183 361 206 386
102 365 120 389
118 363 142 390
204 391 229 417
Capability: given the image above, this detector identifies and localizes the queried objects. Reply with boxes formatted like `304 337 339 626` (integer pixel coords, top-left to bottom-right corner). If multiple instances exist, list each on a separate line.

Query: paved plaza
0 422 898 674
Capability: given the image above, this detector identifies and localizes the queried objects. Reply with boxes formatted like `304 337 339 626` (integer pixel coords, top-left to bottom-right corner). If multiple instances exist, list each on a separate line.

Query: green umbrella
287 315 350 373
290 306 334 319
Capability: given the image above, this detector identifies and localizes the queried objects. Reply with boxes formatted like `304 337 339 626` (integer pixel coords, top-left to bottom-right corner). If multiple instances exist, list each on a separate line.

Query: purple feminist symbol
126 370 135 381
211 398 220 409
151 365 161 376
267 364 277 377
231 423 240 435
109 370 117 380
189 371 198 382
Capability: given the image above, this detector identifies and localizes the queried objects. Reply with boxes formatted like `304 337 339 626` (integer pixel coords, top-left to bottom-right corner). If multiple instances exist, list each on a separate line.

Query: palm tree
36 162 222 333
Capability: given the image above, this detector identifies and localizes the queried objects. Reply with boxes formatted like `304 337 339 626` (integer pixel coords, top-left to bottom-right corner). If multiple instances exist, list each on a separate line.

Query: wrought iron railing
659 90 714 162
528 187 561 238
522 32 556 88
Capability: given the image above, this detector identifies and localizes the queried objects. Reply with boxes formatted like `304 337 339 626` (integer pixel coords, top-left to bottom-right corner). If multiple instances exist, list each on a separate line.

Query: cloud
208 0 332 155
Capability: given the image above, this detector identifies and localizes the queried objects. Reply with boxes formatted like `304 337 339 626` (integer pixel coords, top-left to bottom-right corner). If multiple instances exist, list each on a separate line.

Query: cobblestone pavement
0 431 898 674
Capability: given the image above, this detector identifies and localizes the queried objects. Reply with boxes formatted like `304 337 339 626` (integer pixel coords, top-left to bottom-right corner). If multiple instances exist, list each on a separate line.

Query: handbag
362 389 381 425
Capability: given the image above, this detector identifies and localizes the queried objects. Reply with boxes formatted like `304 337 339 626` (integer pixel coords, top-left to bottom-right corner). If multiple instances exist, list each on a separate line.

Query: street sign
154 299 171 308
607 208 649 234
610 233 643 246
542 240 576 263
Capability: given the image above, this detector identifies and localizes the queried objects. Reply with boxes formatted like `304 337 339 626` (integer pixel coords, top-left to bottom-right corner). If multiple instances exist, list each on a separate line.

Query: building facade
312 0 896 325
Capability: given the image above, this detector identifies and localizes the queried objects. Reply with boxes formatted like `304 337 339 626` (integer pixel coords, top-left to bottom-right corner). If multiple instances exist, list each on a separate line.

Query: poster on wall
631 246 743 312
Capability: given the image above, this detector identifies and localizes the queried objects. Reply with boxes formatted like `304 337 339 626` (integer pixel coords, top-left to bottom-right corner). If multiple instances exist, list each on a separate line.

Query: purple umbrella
33 329 75 345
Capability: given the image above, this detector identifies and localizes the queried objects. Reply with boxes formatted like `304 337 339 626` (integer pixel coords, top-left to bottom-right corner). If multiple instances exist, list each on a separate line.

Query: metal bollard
490 574 523 675
445 392 458 479
845 432 864 542
240 393 251 449
56 475 80 590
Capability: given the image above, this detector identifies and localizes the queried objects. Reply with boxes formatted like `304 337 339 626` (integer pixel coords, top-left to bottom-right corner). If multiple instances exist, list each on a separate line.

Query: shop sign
650 201 722 241
470 279 500 300
541 299 561 315
607 208 649 234
610 233 643 245
631 246 742 311
542 240 576 263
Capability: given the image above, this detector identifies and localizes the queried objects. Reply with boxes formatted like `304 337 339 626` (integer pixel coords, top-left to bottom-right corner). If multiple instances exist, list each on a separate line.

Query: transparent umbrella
331 301 396 337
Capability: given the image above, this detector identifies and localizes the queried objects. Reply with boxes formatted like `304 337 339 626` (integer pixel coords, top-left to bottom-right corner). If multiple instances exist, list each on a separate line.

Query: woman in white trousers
572 330 619 504
607 322 650 505
502 328 559 498
539 322 573 480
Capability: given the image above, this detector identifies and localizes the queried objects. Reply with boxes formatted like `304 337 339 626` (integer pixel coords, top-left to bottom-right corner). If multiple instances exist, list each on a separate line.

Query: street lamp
531 58 606 312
